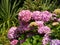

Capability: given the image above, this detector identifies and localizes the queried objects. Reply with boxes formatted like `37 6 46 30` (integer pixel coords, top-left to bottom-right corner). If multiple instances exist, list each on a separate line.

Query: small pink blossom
35 21 44 27
10 39 18 45
42 36 50 45
58 18 60 22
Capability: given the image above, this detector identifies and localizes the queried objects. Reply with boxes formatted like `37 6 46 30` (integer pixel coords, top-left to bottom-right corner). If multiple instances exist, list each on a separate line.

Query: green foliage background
0 0 60 45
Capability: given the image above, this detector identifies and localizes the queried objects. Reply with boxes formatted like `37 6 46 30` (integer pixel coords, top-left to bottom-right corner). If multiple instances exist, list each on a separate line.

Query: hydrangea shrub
8 10 60 45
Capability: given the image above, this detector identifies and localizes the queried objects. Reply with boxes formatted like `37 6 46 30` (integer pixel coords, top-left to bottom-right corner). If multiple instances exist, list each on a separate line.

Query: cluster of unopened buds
7 10 60 45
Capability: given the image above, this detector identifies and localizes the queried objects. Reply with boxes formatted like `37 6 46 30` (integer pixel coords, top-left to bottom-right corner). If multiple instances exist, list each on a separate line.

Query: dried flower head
53 9 60 14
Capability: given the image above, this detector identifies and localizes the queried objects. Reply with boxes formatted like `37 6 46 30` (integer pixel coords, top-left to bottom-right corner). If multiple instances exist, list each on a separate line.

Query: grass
22 0 59 12
0 29 10 45
0 0 24 45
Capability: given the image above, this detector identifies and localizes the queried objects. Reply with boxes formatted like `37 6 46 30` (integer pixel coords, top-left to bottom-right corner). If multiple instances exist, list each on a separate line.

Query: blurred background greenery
0 0 60 45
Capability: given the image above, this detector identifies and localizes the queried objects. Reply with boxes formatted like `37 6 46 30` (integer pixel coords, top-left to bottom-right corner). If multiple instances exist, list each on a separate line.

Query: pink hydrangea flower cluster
42 36 50 45
32 11 52 22
41 11 52 22
50 39 60 45
38 26 51 34
32 11 41 21
7 27 18 40
8 10 60 45
18 10 32 22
